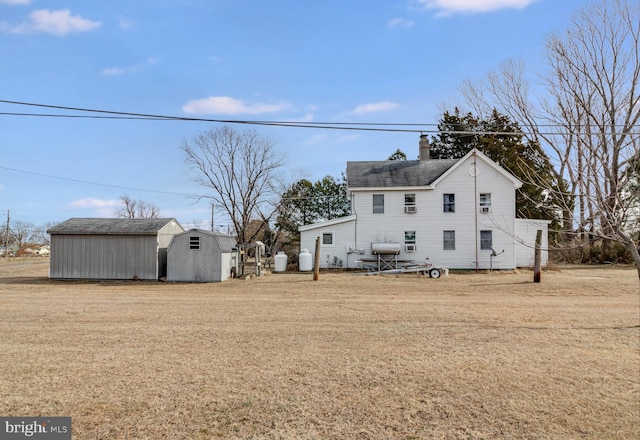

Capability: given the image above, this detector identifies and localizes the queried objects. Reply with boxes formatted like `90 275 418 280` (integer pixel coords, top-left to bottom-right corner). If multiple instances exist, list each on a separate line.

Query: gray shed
48 218 184 280
166 229 238 282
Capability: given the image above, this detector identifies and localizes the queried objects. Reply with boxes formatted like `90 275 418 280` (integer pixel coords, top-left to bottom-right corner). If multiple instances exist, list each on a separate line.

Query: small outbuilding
48 218 184 280
166 229 238 282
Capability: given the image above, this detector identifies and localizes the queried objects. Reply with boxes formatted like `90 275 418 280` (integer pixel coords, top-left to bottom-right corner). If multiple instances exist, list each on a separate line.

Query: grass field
0 259 638 439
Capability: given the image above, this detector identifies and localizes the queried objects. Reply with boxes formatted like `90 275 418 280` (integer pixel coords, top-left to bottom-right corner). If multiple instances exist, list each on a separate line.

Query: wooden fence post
313 236 320 281
533 229 542 283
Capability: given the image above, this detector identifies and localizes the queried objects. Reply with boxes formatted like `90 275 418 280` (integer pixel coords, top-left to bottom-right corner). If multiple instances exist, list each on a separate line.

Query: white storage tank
274 252 287 272
298 249 313 271
371 242 401 255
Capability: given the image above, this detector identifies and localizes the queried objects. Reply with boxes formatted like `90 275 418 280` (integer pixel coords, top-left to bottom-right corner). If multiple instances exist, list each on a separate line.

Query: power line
0 165 201 197
1 99 638 135
0 112 174 121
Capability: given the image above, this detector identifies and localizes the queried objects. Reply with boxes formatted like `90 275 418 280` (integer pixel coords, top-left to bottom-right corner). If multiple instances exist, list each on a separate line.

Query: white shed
166 229 238 282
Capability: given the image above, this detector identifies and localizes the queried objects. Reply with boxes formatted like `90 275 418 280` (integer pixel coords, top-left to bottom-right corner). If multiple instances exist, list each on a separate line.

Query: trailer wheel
429 268 441 278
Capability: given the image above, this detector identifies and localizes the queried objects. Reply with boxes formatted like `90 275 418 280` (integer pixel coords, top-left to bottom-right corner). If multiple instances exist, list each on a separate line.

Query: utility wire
1 99 638 135
0 112 174 120
0 165 200 197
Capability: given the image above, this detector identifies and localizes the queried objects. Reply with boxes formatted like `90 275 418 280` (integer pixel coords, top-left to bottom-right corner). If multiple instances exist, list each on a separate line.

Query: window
443 194 455 212
404 231 416 252
443 231 455 250
373 194 384 214
404 193 416 213
480 193 492 213
480 230 493 250
189 236 200 250
322 232 334 246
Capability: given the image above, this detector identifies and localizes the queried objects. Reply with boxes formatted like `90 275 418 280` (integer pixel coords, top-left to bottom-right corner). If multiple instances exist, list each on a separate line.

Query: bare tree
114 196 161 219
460 0 640 280
11 220 36 253
33 221 58 246
181 125 285 245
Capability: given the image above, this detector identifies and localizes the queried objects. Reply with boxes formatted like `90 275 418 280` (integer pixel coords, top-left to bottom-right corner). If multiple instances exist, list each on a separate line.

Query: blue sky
0 0 587 230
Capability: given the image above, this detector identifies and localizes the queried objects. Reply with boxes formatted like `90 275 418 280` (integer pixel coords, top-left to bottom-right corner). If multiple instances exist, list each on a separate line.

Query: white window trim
443 230 455 251
321 231 335 247
373 194 384 214
480 230 493 251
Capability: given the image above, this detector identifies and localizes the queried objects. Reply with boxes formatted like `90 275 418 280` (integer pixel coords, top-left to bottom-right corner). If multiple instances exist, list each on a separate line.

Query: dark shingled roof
47 218 180 235
346 159 460 188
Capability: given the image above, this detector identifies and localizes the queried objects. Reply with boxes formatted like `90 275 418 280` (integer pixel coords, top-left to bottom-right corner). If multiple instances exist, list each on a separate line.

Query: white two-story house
299 136 549 270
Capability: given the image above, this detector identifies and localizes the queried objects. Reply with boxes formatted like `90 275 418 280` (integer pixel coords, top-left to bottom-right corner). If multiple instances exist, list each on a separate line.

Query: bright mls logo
0 417 71 439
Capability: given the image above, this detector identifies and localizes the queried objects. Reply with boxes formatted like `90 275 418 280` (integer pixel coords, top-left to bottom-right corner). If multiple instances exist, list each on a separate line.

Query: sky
0 0 589 231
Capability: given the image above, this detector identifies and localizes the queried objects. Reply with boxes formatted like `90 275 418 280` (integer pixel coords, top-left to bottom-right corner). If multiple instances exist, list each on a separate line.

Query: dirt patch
1 260 638 439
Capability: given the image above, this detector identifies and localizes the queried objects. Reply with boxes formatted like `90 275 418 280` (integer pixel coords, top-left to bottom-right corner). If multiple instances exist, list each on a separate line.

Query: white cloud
7 9 101 35
101 67 126 76
182 96 291 115
101 56 159 76
337 134 359 143
304 133 329 145
415 0 536 16
284 113 314 123
68 198 119 217
388 18 414 29
68 198 119 208
298 113 315 122
0 0 31 5
304 133 358 146
349 101 400 115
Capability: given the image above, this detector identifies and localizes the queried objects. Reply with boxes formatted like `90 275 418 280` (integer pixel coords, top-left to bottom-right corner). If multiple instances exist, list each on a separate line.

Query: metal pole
4 210 9 259
473 149 479 272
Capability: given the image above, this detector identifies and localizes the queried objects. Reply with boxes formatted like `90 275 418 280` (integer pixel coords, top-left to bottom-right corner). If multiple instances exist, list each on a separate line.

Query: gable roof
347 159 459 188
346 148 521 189
170 229 237 252
431 149 522 189
47 218 182 235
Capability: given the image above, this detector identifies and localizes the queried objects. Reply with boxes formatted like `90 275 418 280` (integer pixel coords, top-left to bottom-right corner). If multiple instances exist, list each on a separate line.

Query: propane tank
274 252 287 272
298 249 313 271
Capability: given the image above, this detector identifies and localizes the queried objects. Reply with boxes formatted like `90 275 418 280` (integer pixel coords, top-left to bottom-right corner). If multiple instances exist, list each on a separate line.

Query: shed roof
346 159 459 188
171 229 238 253
47 218 181 235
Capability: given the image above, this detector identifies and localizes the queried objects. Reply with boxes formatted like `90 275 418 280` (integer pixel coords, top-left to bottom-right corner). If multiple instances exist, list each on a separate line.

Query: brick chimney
419 134 430 161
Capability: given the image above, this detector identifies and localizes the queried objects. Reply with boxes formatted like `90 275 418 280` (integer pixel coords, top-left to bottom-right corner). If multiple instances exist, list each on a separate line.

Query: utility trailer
355 243 449 277
356 259 449 278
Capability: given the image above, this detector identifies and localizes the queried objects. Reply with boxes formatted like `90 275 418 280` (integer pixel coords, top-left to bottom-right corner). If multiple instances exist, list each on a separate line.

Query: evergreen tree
388 149 407 161
431 108 566 223
276 175 350 245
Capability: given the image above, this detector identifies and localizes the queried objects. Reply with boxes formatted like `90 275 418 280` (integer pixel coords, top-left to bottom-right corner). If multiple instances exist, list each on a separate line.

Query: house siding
300 149 545 271
348 154 518 270
299 217 357 269
515 219 550 267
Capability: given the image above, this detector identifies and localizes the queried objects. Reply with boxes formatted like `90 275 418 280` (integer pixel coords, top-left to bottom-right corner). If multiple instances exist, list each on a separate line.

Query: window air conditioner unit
404 206 417 214
481 206 491 214
405 244 417 252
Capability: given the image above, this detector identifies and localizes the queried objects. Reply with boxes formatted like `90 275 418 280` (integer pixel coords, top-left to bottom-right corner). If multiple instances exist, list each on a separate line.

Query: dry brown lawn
0 259 638 439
